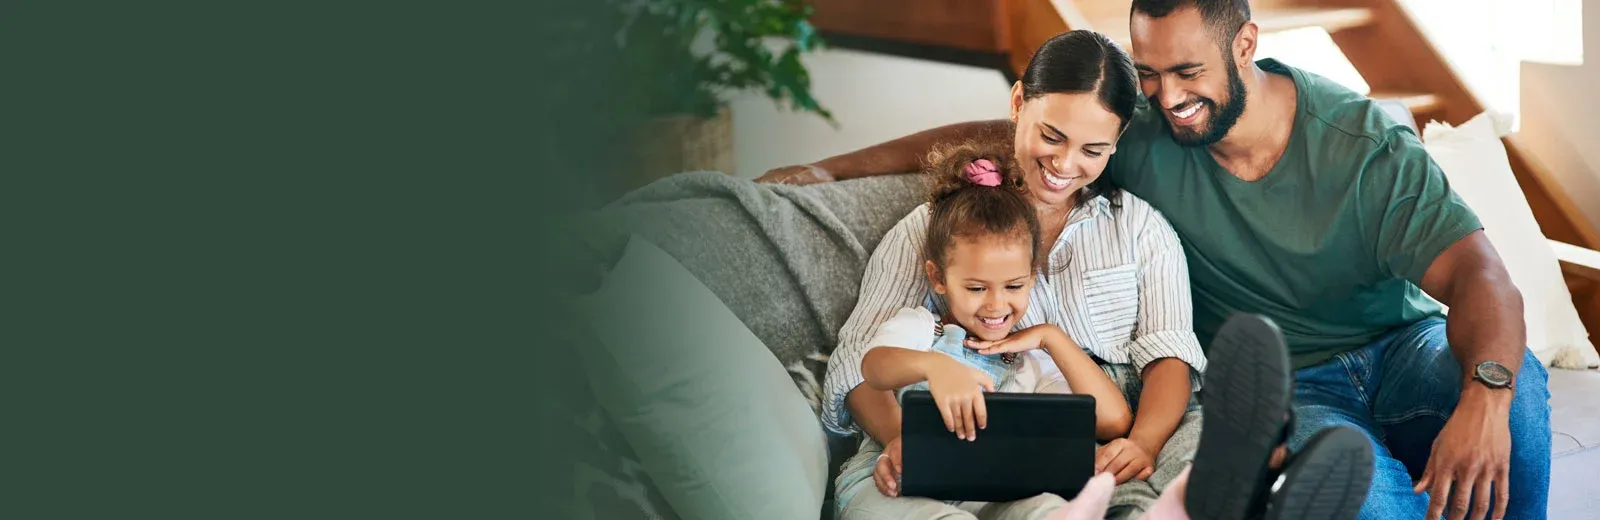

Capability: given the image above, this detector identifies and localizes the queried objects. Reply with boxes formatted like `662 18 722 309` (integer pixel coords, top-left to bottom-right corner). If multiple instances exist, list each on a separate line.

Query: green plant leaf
613 0 833 123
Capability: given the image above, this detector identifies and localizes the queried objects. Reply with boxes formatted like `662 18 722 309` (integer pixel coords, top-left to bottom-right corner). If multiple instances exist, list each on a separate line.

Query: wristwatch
1471 361 1515 390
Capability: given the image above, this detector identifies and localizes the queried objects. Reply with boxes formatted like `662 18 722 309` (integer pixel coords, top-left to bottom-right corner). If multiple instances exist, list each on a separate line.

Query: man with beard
758 1 1552 519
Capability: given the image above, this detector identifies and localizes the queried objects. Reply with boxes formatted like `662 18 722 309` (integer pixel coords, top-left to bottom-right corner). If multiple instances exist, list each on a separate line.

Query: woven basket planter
628 105 735 191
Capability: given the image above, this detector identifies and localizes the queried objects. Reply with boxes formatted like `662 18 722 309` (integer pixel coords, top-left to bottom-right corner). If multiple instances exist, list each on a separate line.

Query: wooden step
808 0 1008 53
1090 7 1374 47
1371 91 1442 113
1551 239 1600 281
1255 7 1374 35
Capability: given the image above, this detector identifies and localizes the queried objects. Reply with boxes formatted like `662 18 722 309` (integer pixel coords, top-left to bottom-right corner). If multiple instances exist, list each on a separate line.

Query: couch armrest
1549 239 1600 281
1550 240 1600 358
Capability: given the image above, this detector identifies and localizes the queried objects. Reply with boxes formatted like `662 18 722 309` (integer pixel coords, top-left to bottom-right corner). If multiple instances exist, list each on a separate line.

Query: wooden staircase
809 0 1600 348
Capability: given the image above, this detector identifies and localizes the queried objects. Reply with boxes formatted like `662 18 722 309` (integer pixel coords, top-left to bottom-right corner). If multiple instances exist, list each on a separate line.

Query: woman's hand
965 324 1061 355
754 164 834 185
873 436 904 497
1096 438 1156 484
925 356 996 441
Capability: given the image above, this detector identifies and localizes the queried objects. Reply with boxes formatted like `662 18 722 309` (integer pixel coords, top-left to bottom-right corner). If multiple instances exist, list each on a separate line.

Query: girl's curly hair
922 140 1043 275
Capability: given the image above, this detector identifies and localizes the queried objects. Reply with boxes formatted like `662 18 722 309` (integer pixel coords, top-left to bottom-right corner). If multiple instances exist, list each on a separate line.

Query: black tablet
899 390 1097 503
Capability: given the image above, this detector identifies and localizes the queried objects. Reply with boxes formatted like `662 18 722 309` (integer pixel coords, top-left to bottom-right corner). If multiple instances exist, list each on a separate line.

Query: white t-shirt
866 306 1068 395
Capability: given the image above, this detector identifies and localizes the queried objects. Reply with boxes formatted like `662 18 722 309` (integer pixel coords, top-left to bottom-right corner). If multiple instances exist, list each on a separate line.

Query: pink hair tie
963 159 1002 187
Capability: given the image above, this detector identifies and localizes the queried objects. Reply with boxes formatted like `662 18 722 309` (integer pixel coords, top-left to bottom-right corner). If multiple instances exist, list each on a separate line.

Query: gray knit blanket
572 171 925 520
582 171 926 412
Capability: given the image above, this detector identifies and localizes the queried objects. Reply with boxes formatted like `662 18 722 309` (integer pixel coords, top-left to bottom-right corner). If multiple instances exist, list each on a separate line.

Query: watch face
1477 362 1512 386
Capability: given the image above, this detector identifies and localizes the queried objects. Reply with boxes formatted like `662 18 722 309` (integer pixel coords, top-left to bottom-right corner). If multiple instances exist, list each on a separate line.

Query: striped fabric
821 191 1208 436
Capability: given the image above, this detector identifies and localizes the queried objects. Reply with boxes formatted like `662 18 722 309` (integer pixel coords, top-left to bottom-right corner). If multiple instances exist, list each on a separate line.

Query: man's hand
1096 438 1156 484
1415 385 1513 520
924 357 996 441
873 437 904 497
755 164 834 185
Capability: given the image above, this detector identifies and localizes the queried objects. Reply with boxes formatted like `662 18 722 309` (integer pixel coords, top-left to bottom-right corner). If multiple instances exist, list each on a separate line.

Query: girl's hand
873 437 903 497
925 357 995 441
1096 438 1156 484
965 324 1059 355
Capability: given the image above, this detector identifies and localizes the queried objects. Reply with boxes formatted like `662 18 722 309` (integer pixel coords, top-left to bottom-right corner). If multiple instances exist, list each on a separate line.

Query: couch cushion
1423 112 1600 368
580 236 829 520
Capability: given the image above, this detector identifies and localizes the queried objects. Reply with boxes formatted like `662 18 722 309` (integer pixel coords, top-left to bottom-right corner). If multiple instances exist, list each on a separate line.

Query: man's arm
755 120 1010 184
1368 126 1524 519
1413 230 1524 520
1360 129 1526 518
1364 130 1521 380
1418 231 1526 386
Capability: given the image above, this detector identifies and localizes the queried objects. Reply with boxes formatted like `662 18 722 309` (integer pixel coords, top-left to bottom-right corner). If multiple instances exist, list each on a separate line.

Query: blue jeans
1289 317 1551 520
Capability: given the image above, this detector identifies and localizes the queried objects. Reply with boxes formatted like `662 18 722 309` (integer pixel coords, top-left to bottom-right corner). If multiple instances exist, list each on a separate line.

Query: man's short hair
1131 0 1251 48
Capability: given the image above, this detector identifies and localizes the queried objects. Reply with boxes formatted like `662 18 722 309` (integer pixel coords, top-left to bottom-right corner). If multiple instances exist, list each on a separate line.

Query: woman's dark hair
1015 29 1140 209
923 140 1043 276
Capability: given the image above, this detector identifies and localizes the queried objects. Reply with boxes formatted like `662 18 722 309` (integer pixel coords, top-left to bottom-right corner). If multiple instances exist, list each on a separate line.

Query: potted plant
616 0 834 186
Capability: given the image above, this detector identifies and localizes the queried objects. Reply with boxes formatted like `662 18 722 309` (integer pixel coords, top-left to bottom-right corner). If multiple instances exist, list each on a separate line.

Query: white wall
1518 5 1600 231
726 47 1011 179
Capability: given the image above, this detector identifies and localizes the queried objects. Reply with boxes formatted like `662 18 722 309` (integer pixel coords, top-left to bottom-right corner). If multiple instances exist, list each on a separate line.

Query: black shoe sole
1264 426 1375 520
1185 314 1293 520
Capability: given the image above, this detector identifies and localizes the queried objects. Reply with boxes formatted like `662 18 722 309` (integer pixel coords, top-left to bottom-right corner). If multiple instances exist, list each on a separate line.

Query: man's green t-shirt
1105 58 1482 369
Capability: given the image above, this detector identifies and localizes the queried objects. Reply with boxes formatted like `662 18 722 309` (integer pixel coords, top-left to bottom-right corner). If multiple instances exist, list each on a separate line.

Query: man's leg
1290 344 1426 520
1371 317 1552 519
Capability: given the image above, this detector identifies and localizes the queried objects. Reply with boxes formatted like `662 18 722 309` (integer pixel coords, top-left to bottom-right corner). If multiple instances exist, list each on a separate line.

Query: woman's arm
1037 326 1133 440
1128 358 1191 456
845 386 902 444
819 208 936 443
1122 201 1208 456
755 120 1012 184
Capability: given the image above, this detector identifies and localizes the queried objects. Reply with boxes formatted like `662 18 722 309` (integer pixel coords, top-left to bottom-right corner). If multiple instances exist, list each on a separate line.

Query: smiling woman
798 29 1213 520
1006 31 1138 221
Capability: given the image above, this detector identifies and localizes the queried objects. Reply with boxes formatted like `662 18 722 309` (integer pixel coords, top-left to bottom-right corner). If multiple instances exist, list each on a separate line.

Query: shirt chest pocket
1081 264 1140 349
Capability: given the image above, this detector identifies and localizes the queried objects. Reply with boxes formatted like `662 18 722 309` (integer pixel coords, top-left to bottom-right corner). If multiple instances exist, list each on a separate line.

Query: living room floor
1548 365 1600 517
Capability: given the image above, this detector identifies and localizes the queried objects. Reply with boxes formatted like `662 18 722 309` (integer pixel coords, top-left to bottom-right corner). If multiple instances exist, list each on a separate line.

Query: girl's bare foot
1043 472 1116 520
1140 466 1191 520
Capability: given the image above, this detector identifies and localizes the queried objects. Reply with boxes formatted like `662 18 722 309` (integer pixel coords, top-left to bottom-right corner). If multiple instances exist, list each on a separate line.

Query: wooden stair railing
809 0 1600 353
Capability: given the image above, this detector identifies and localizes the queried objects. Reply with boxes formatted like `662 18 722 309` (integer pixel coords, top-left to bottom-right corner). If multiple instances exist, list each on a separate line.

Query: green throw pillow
579 236 828 520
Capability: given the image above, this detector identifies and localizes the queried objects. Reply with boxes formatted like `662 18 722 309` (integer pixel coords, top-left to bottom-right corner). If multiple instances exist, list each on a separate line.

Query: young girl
841 140 1134 517
861 140 1133 442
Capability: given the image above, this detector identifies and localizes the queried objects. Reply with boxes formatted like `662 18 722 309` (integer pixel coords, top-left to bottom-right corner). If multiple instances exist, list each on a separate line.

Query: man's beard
1159 61 1247 147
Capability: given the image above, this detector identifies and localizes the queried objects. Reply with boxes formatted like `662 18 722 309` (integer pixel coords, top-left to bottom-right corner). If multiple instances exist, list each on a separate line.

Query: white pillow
1423 111 1600 368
